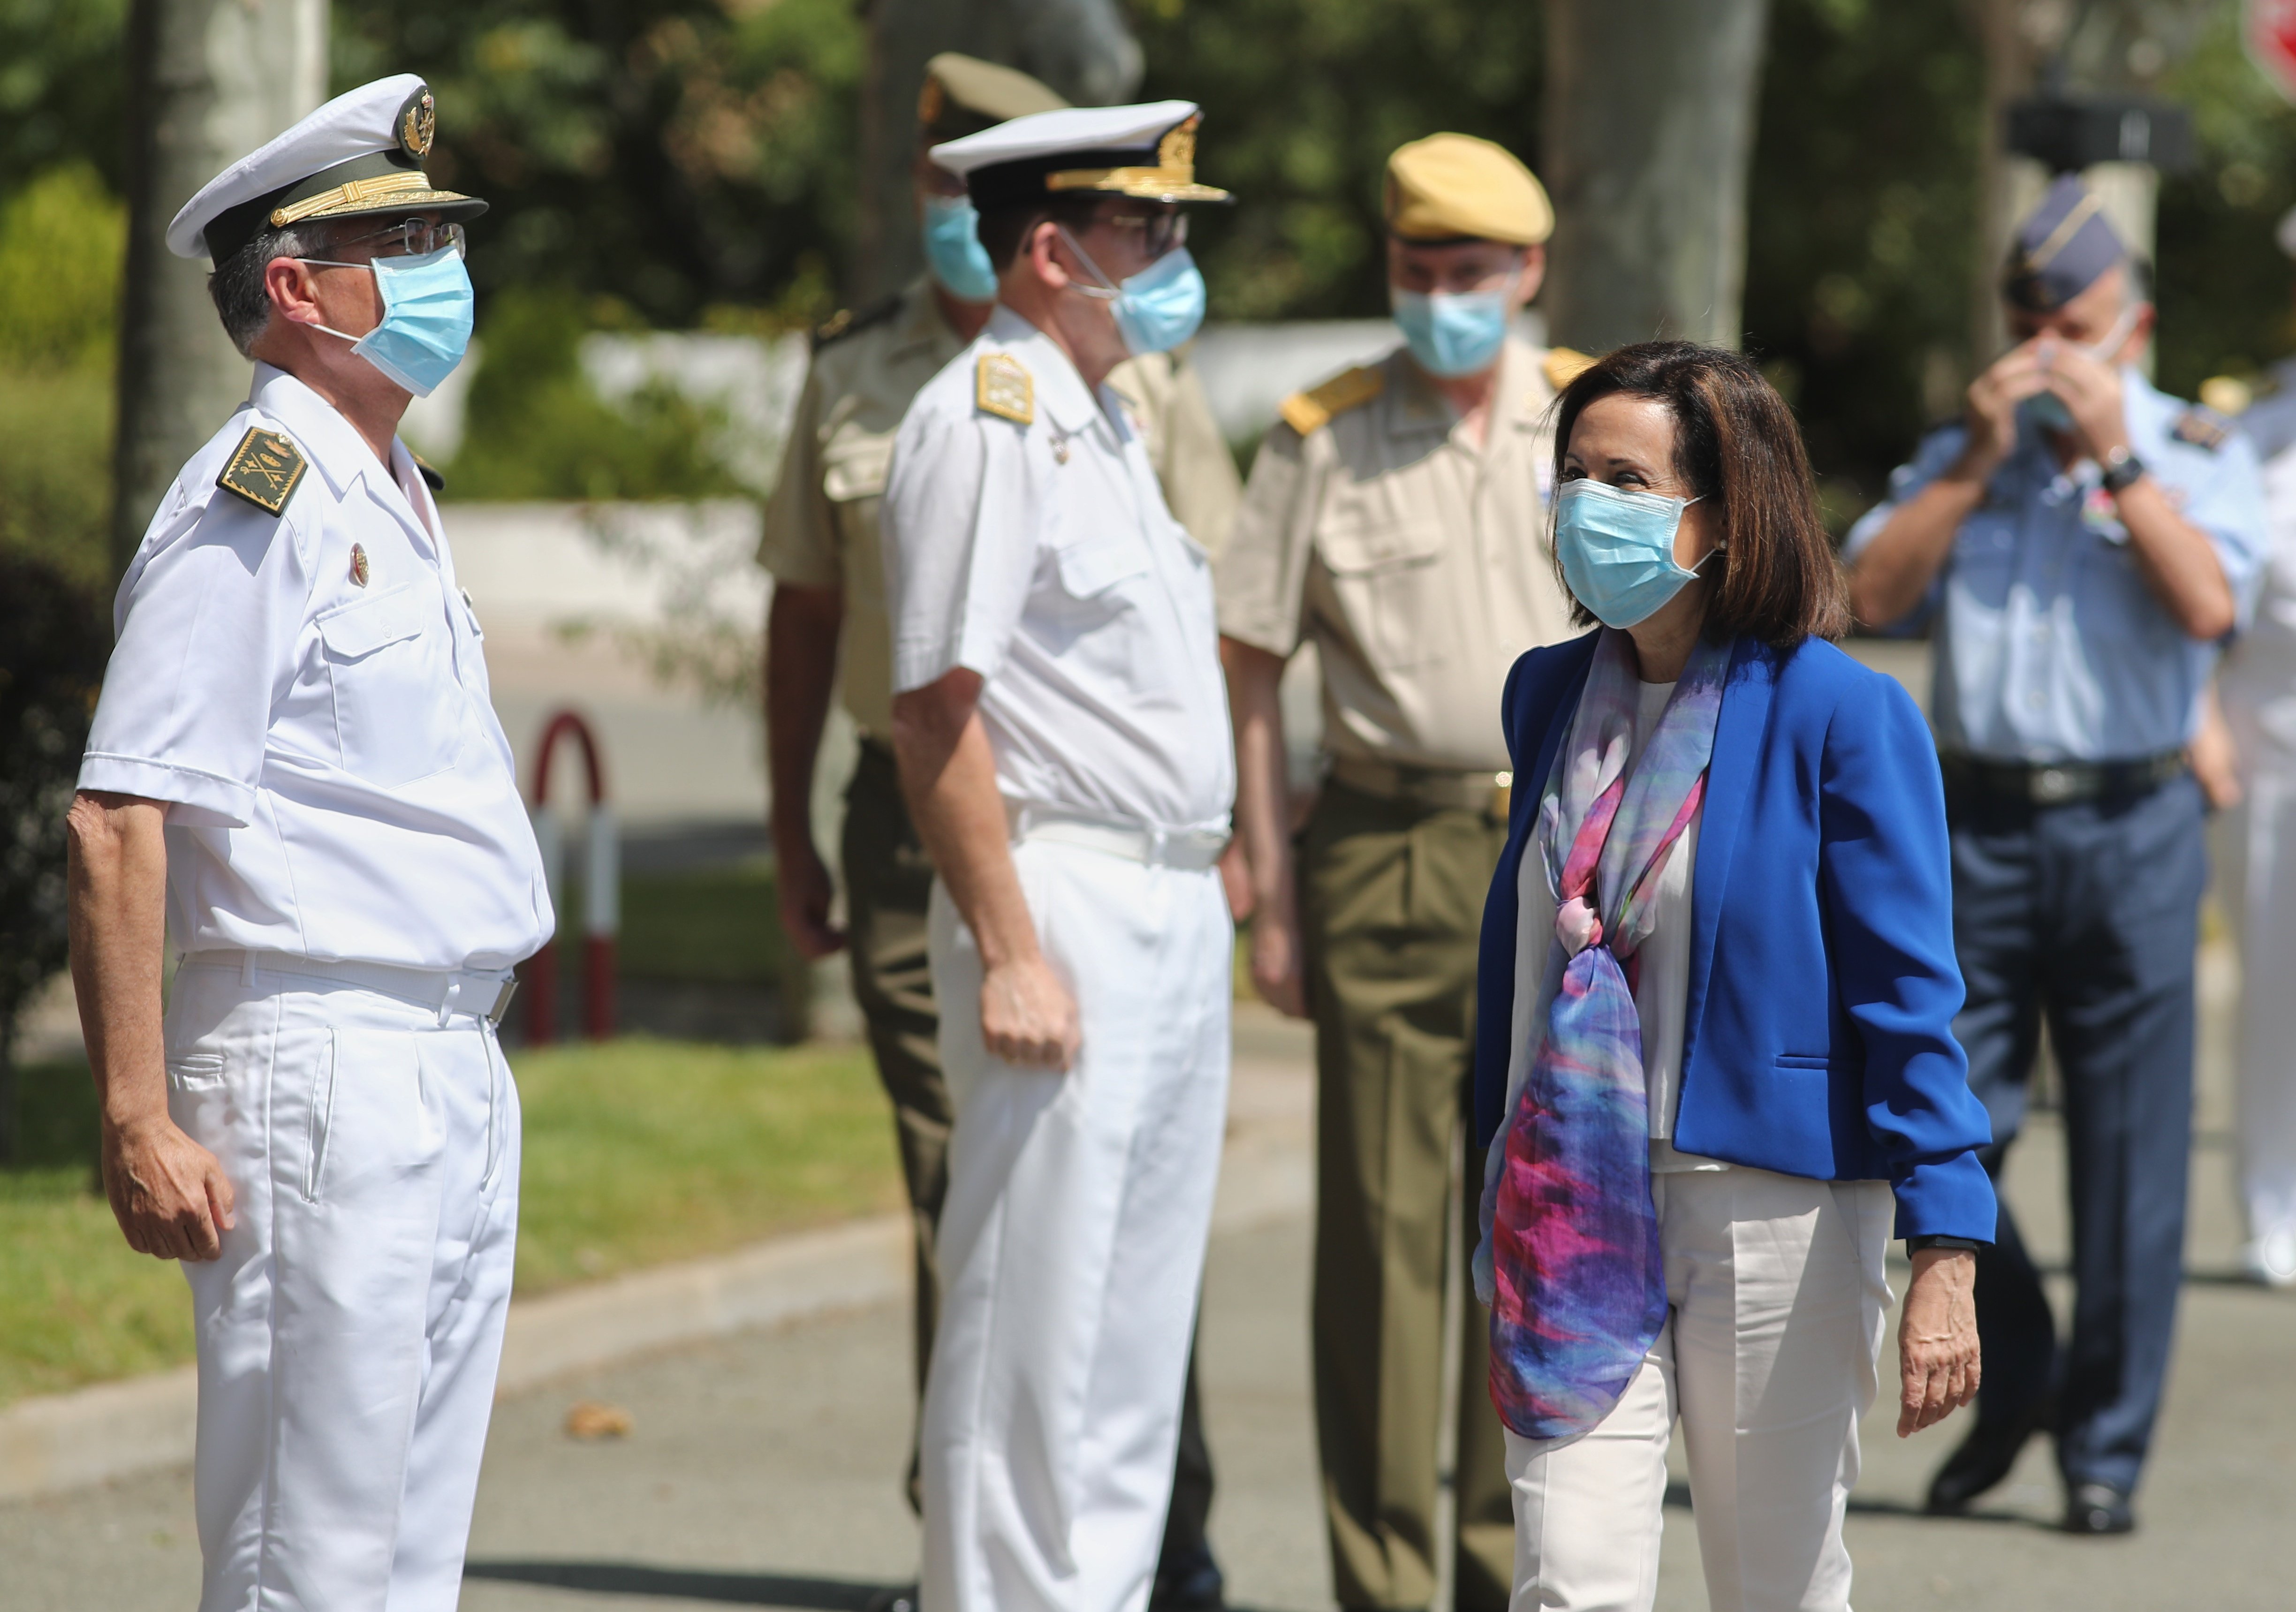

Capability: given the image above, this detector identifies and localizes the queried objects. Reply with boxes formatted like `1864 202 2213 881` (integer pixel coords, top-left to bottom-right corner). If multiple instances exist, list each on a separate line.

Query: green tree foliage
335 0 864 328
0 0 129 198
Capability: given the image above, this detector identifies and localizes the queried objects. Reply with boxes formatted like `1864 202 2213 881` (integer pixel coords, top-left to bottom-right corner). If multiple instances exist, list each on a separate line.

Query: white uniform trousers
1501 1168 1894 1612
2220 669 2296 1249
165 958 521 1612
921 838 1233 1612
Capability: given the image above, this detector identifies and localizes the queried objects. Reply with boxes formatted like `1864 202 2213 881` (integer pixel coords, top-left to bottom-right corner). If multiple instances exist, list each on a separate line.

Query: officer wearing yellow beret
1214 133 1581 1612
757 53 1238 1610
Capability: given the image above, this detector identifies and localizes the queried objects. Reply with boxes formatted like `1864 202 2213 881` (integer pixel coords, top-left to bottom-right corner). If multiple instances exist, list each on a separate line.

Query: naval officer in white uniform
880 102 1238 1612
66 76 550 1612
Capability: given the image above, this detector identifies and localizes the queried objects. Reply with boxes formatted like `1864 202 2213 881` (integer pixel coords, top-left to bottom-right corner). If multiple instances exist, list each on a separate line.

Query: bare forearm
1849 474 1986 628
891 686 1039 969
66 793 170 1129
1221 637 1293 908
763 584 844 860
2115 480 2236 641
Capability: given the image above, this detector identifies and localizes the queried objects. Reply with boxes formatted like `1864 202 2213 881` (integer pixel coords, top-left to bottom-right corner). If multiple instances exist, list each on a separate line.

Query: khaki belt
1329 754 1512 816
1939 749 2186 808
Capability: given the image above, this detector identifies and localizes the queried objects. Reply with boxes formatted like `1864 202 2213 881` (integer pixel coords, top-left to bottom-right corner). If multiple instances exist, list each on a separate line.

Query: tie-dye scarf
1487 628 1728 1440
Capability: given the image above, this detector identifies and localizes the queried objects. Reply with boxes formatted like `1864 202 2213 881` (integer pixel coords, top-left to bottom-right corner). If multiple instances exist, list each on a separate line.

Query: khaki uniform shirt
1216 336 1577 774
758 278 1242 737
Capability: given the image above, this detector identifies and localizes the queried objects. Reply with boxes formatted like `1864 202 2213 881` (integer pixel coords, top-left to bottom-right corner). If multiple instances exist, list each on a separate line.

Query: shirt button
2026 689 2049 709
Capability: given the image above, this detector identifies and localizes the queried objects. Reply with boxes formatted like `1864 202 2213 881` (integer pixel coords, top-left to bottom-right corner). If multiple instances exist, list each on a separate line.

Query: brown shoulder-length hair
1548 340 1849 649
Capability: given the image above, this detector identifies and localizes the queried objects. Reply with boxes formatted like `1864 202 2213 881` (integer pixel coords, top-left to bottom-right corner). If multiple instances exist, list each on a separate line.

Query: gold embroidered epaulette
1543 346 1596 391
976 352 1034 424
2172 406 2232 452
813 295 900 351
216 427 308 516
1279 365 1384 437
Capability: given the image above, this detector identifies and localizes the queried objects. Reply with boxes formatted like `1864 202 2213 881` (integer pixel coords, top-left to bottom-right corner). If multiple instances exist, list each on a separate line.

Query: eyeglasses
322 218 467 261
1096 211 1189 260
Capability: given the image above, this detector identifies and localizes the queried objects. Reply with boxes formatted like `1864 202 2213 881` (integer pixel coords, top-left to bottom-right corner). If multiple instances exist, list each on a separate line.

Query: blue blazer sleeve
1817 671 1997 1241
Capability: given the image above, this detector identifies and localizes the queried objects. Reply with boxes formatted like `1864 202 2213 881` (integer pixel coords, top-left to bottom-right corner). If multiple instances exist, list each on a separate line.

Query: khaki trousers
841 742 1216 1559
1300 779 1514 1612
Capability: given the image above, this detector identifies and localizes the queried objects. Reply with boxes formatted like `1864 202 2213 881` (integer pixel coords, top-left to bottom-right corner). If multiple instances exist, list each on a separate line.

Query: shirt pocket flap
318 583 433 660
1318 516 1445 575
822 434 894 504
1056 534 1152 598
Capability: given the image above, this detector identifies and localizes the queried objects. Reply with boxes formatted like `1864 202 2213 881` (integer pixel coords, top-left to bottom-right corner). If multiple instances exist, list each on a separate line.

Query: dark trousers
840 741 1217 1560
1947 772 2205 1496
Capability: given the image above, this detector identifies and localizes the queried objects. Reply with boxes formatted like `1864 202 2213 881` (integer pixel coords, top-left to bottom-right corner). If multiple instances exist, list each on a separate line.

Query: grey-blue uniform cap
2002 174 2128 313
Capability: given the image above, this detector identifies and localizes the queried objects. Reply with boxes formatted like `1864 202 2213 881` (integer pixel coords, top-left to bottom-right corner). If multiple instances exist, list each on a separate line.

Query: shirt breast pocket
822 432 894 505
316 582 463 787
1318 516 1449 671
1950 513 2018 609
1048 530 1164 693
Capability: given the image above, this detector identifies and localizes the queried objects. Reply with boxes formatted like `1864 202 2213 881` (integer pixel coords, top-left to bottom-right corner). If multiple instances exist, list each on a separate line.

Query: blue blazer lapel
1680 636 1773 1074
1472 637 1596 1147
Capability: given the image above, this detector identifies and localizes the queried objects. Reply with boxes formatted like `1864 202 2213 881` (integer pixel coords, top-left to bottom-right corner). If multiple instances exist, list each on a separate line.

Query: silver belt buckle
484 977 519 1024
2032 766 2075 805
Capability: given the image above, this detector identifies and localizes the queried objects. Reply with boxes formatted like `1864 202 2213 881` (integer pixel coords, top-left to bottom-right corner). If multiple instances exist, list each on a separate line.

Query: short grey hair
206 220 330 358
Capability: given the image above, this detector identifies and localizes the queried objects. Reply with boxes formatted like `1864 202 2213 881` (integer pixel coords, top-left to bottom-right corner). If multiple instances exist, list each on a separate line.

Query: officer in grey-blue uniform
1845 176 2268 1536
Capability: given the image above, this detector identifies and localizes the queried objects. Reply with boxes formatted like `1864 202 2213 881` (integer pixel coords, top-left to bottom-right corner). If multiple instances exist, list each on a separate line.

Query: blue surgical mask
2016 302 2140 440
921 194 999 303
1391 285 1512 378
1553 477 1711 629
1058 228 1209 356
303 243 475 397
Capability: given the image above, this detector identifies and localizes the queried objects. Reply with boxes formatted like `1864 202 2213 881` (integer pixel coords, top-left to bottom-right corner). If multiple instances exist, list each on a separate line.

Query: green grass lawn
0 1037 897 1408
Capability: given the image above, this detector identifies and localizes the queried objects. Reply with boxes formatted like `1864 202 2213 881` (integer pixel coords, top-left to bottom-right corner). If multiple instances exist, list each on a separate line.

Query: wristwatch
1907 1234 1988 1254
2099 445 2147 495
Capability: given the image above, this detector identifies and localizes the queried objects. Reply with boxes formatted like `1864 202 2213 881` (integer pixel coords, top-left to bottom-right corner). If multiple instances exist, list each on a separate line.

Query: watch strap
2100 447 2146 494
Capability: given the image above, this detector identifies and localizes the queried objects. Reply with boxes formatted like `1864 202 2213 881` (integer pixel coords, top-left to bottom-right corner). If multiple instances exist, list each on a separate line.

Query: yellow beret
1384 133 1552 247
918 53 1069 140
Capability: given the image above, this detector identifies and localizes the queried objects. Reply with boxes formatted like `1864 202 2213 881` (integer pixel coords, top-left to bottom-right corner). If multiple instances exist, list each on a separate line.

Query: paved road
7 987 2291 1611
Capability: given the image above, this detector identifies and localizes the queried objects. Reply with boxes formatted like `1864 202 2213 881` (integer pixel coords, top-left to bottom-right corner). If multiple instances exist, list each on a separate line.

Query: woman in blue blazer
1471 342 1993 1612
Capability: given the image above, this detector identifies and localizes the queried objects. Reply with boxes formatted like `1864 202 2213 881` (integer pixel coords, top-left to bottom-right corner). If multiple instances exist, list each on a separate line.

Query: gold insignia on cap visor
1046 115 1231 202
399 89 436 160
269 169 444 228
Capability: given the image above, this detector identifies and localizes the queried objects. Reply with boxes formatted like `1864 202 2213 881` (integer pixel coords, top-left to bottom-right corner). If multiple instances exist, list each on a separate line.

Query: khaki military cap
918 53 1070 143
1384 133 1551 247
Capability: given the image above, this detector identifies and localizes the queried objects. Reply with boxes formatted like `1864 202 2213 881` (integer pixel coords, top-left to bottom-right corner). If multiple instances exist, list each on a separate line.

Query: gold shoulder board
1543 347 1595 391
976 352 1035 425
1279 365 1384 437
216 427 308 516
2172 407 2231 452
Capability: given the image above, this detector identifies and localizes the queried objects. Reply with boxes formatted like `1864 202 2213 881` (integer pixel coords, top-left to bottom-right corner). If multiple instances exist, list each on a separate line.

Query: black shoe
2063 1481 2136 1536
1149 1543 1226 1612
1924 1414 2038 1514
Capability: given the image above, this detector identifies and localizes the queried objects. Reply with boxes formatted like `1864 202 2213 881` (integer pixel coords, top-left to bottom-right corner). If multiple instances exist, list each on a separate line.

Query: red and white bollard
526 710 617 1044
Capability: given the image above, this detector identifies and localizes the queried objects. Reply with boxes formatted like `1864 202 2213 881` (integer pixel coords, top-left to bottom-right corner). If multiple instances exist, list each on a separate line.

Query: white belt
1006 802 1229 871
182 949 520 1026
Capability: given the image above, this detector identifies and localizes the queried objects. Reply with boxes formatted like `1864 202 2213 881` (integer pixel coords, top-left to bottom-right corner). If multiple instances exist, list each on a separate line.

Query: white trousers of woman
2219 659 2296 1261
921 837 1233 1612
1501 1167 1893 1612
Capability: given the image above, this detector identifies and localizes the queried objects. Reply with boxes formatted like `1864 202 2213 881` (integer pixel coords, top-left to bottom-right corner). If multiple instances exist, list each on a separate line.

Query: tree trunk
855 0 1142 306
1541 0 1772 354
113 0 326 573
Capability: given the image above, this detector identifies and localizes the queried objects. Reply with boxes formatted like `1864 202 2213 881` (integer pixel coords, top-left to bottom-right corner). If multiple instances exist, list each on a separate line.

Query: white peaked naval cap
167 74 486 263
930 99 1233 209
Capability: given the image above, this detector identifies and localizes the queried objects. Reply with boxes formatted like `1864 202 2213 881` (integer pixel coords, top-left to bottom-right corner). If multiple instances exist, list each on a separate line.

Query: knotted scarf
1487 628 1729 1440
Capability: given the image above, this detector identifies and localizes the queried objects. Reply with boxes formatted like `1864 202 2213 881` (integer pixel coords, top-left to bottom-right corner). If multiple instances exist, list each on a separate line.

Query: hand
1249 896 1310 1020
1897 1247 1981 1437
2189 696 2244 812
101 1114 235 1262
1955 343 2050 481
1217 839 1256 923
980 953 1082 1071
775 841 847 961
2036 337 2129 463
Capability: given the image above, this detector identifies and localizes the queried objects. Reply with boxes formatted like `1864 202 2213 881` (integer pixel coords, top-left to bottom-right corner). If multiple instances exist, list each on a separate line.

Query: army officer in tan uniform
1215 134 1581 1612
758 52 1242 1610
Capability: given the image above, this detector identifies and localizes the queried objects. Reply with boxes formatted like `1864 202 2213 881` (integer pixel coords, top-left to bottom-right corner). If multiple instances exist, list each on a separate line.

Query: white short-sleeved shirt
79 363 553 972
881 306 1234 834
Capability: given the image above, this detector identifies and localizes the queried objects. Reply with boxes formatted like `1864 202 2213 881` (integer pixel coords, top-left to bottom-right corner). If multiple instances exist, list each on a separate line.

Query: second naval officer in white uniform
880 102 1238 1612
65 76 550 1612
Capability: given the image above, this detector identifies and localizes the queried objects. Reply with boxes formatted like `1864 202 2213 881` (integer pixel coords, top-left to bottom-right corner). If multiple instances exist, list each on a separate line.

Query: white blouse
1500 679 1725 1173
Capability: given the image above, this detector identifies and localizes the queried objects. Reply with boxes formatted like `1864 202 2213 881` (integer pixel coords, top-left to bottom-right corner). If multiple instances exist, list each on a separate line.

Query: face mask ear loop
289 256 383 348
1054 225 1122 301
